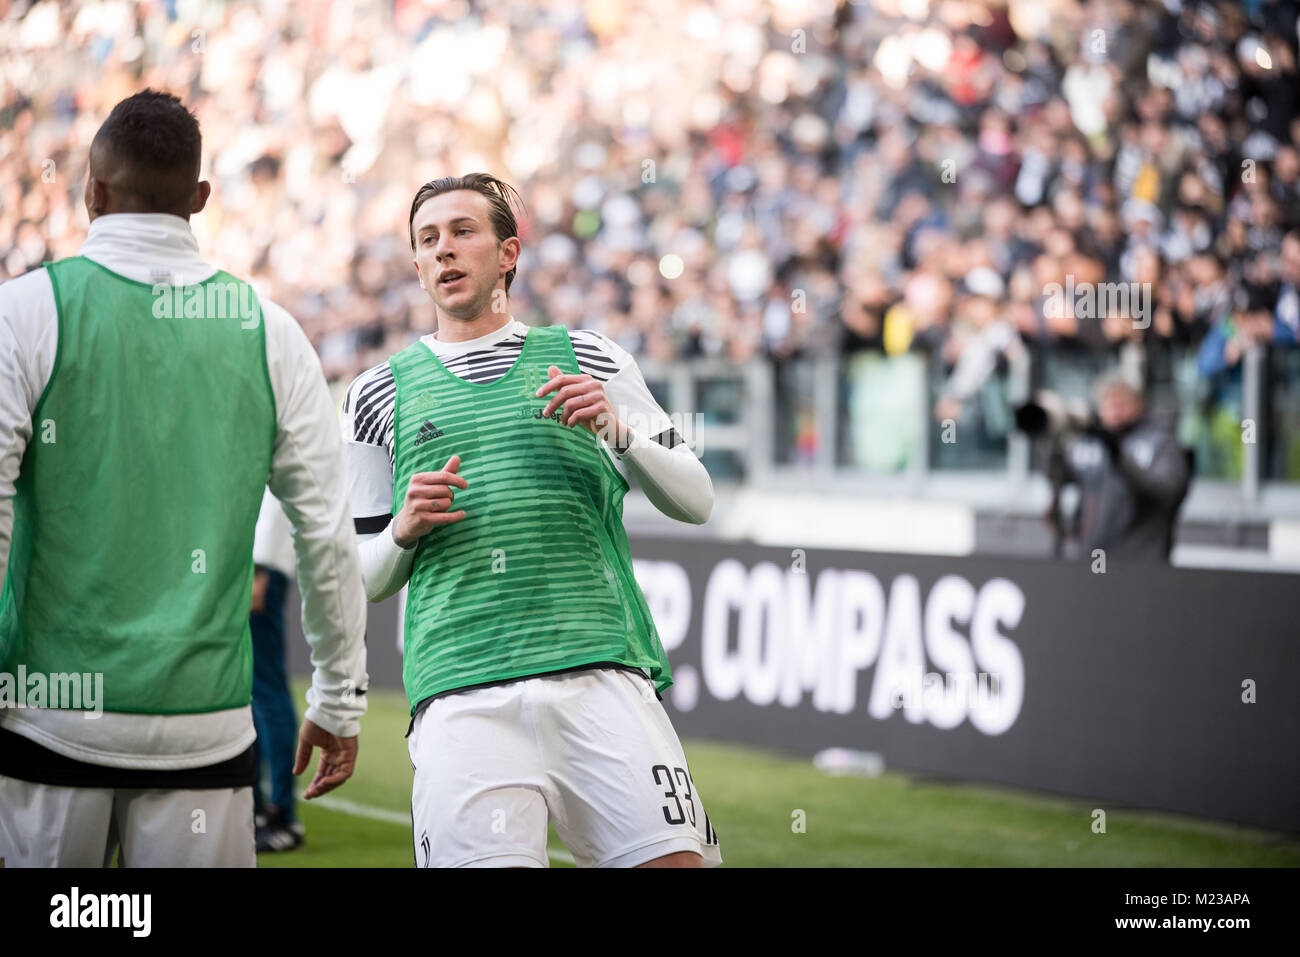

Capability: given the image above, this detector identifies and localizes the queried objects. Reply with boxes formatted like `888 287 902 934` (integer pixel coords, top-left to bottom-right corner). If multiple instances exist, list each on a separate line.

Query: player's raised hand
294 718 358 800
537 365 623 439
393 454 468 547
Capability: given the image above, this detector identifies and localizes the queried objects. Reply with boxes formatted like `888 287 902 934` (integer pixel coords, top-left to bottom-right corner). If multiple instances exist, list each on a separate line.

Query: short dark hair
91 89 202 214
408 173 524 291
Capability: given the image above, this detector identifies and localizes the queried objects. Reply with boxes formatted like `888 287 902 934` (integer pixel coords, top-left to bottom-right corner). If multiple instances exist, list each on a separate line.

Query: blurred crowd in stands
2 0 1299 477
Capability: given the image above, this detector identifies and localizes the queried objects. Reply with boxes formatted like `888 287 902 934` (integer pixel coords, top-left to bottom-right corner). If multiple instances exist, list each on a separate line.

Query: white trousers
0 775 254 867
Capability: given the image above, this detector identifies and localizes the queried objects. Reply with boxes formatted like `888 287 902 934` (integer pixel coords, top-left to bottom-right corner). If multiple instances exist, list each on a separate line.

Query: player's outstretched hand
393 454 468 548
294 718 359 800
537 365 624 440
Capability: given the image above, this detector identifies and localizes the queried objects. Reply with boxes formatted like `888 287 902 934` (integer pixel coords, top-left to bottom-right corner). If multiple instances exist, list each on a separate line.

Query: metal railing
637 343 1300 522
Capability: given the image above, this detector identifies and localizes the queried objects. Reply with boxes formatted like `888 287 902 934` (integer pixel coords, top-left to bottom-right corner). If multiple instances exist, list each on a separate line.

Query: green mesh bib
389 324 671 712
0 256 276 713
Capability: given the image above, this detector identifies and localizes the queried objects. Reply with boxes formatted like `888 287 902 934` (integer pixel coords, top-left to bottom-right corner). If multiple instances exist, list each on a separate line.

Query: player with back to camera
0 90 368 867
340 173 722 868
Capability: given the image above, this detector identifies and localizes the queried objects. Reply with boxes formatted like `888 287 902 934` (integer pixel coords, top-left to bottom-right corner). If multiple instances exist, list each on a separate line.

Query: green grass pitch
258 682 1300 868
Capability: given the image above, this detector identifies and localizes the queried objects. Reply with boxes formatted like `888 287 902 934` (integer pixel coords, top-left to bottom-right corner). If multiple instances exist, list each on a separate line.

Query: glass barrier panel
928 351 1011 472
771 359 819 466
838 351 926 473
1268 347 1300 482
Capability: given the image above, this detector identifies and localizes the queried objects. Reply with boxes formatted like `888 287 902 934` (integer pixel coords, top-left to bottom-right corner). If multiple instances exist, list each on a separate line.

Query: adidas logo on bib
414 420 444 446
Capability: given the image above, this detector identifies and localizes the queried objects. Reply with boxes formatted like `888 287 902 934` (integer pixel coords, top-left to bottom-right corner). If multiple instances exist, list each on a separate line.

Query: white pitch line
309 793 409 826
305 793 576 865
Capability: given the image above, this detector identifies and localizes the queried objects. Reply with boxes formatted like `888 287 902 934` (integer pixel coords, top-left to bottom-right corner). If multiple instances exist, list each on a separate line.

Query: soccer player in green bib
0 91 368 867
341 174 721 867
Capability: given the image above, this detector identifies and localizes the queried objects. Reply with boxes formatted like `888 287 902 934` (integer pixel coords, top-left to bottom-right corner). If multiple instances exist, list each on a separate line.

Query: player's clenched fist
393 454 468 548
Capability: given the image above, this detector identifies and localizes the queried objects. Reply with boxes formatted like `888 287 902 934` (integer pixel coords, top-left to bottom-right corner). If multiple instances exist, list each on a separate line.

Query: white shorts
408 667 722 868
0 776 254 867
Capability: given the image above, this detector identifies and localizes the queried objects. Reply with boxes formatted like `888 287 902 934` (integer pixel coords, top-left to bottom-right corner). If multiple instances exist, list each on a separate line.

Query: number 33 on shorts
652 764 698 826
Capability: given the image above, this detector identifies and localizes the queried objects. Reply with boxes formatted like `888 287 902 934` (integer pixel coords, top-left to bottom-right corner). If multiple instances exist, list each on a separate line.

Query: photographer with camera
1019 376 1191 563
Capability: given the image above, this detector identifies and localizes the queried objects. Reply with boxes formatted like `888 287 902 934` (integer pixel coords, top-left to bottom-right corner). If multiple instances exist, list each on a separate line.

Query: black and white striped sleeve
570 327 711 523
570 328 685 450
568 328 622 382
340 361 397 535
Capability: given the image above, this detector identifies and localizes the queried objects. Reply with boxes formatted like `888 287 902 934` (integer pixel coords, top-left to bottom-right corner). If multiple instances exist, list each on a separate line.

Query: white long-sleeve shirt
253 487 297 579
0 213 368 769
340 316 713 602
